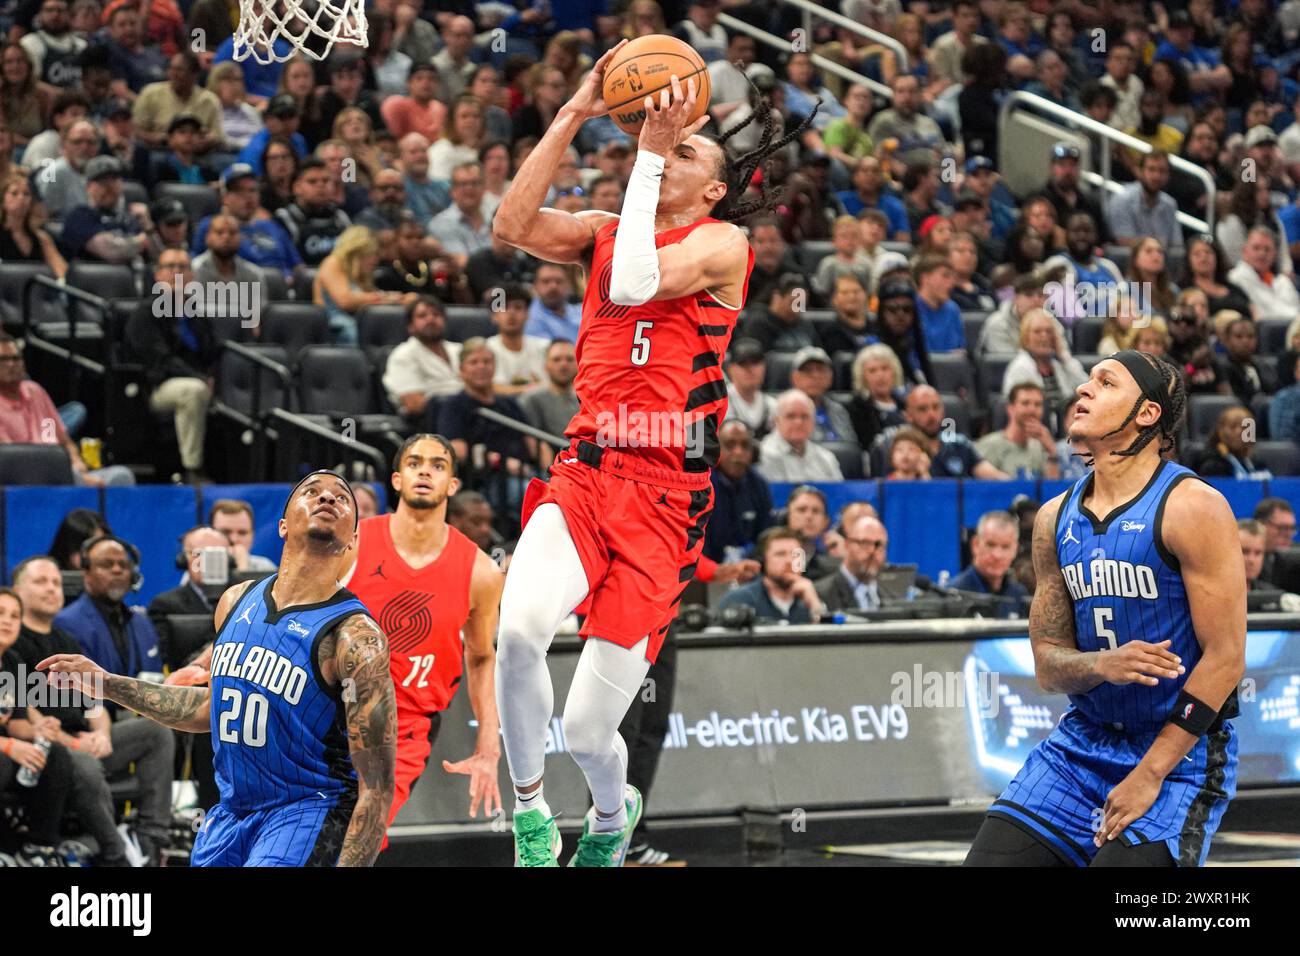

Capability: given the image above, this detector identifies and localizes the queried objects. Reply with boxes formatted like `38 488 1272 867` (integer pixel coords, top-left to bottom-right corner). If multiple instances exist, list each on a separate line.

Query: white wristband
609 149 664 306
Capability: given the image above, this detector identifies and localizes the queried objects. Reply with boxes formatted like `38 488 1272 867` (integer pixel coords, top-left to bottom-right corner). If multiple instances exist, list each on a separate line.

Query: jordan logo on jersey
371 561 387 580
378 590 437 654
237 606 253 626
1061 558 1160 601
1062 520 1080 546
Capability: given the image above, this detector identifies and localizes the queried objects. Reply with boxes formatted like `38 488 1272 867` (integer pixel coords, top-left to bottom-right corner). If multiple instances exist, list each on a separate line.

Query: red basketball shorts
520 443 713 663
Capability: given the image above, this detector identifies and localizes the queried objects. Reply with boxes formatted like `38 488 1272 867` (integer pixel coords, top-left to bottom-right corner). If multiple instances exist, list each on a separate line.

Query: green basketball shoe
568 785 643 868
513 809 561 867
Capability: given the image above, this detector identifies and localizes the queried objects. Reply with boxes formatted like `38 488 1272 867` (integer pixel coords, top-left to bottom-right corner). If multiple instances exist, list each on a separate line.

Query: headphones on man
80 535 143 590
174 525 238 571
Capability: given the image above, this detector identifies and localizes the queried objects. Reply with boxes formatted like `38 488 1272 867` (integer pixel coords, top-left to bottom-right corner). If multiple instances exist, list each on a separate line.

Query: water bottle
16 736 51 787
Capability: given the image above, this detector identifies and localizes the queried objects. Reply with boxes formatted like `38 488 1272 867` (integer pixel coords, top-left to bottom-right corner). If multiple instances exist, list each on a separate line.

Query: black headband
1109 349 1168 412
282 469 359 531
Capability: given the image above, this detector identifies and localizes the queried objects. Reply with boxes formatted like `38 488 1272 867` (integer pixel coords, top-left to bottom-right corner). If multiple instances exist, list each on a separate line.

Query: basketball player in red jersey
342 434 504 834
492 40 816 866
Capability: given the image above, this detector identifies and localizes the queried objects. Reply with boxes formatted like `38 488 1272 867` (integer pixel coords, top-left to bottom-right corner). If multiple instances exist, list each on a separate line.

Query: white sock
589 796 628 835
515 785 550 818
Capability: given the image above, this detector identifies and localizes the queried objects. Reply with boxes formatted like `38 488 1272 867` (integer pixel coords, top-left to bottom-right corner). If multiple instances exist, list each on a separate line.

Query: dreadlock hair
704 75 821 223
1084 352 1186 466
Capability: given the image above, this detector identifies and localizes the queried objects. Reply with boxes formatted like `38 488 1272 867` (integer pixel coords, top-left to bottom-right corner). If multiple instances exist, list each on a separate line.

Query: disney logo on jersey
286 620 310 637
1121 520 1147 532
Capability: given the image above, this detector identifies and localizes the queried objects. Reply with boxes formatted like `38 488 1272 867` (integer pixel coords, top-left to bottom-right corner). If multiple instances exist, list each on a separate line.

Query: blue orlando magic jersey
208 575 370 814
1055 460 1202 733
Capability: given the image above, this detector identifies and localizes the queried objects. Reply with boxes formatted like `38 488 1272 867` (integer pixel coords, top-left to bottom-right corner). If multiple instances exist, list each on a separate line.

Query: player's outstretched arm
326 613 397 867
37 654 212 732
1028 494 1101 694
492 42 625 263
442 550 505 818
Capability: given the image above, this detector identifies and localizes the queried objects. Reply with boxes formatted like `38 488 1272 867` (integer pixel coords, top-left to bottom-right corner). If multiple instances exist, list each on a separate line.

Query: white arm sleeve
608 150 665 306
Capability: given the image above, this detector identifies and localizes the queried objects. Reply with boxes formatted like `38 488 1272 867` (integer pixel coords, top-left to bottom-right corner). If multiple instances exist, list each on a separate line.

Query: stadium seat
66 261 138 304
0 444 73 484
121 179 149 206
1253 441 1300 476
823 441 865 479
961 312 986 353
155 182 221 222
297 345 373 417
260 302 329 358
765 351 796 390
0 262 56 328
1072 316 1105 354
1187 394 1242 439
929 352 976 398
796 240 833 274
1258 318 1291 355
65 262 139 329
206 313 256 346
258 267 291 302
215 344 290 416
1104 244 1131 274
977 355 1012 403
291 264 318 299
939 392 972 436
1073 353 1103 374
445 306 494 341
357 304 409 352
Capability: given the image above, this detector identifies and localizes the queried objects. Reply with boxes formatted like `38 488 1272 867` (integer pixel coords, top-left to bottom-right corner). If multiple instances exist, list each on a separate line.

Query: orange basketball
602 35 711 135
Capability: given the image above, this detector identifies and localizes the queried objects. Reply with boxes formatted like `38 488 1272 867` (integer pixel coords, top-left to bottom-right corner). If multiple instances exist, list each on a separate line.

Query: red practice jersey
347 514 478 717
568 217 755 479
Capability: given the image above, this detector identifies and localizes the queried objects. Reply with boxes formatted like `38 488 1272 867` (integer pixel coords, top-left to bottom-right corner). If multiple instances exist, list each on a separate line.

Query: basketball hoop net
232 0 368 63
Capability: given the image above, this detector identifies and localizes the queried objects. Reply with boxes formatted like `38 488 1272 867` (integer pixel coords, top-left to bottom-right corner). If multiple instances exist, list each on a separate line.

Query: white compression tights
495 502 651 815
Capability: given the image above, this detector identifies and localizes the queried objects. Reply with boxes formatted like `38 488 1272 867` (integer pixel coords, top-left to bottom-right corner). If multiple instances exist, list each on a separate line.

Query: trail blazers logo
594 261 633 319
379 590 438 654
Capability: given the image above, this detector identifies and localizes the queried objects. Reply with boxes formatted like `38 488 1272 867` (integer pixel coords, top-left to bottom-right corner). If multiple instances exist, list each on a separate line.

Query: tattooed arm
1030 494 1103 694
319 613 396 867
1031 493 1187 694
37 579 258 731
37 656 212 732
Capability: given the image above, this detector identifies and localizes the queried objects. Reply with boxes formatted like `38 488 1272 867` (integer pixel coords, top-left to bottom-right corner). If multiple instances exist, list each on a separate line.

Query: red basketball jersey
348 514 478 716
568 217 754 476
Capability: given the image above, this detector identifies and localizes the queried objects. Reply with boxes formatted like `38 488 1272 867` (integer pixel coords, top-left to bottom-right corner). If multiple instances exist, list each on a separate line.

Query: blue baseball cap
965 155 996 175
